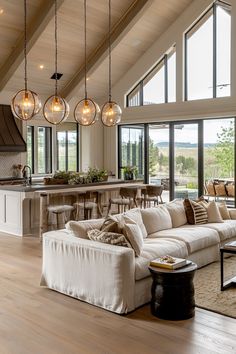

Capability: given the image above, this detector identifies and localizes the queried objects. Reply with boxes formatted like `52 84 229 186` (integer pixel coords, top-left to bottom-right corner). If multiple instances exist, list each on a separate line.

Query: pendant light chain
108 0 112 102
24 0 28 91
55 0 58 96
84 0 87 99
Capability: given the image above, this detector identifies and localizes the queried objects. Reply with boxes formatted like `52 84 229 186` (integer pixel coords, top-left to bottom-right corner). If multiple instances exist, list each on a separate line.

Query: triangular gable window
127 46 176 107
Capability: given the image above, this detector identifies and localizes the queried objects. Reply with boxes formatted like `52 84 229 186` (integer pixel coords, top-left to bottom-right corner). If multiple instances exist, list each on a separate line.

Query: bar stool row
42 185 164 231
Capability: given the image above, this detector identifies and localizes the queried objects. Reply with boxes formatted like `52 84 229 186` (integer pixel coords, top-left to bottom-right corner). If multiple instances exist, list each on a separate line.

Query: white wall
104 0 236 175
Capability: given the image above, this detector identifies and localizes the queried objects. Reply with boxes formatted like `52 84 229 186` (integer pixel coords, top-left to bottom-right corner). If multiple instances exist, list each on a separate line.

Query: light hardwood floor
0 233 235 354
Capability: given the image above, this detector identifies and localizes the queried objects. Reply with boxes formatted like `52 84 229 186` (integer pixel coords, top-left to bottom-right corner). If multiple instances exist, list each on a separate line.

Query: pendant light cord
84 0 88 99
55 0 58 96
24 0 28 91
108 0 112 102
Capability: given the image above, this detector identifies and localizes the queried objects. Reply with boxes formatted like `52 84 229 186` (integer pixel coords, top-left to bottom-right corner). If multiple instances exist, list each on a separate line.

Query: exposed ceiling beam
61 0 153 101
0 0 65 92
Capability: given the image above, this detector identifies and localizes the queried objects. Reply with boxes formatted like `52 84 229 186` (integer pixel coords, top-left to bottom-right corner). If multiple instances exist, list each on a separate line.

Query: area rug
194 257 236 318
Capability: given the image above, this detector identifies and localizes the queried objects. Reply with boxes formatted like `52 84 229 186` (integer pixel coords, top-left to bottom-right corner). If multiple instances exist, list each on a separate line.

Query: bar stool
74 191 102 220
107 187 138 215
47 194 75 230
141 185 164 208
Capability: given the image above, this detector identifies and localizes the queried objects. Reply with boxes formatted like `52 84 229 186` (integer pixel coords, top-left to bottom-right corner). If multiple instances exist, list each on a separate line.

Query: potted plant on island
122 166 138 180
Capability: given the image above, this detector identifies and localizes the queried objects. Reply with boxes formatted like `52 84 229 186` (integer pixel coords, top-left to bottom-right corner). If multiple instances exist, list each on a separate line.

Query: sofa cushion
196 220 236 241
141 206 172 235
65 218 104 239
123 218 144 256
149 226 219 253
165 200 187 228
184 199 208 224
135 238 188 280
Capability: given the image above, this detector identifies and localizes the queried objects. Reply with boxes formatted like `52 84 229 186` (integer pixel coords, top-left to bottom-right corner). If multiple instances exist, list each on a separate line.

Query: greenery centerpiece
68 168 108 185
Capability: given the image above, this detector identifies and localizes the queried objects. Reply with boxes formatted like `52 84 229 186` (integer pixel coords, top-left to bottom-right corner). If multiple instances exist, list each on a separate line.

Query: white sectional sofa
41 200 236 314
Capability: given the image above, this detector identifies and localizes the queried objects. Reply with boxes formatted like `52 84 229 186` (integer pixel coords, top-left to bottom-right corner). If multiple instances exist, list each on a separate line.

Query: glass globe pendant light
11 0 41 121
101 0 122 127
74 0 100 126
43 0 69 125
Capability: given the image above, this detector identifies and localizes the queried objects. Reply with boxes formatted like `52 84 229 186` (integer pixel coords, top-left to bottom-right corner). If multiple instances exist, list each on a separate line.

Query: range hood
0 104 26 152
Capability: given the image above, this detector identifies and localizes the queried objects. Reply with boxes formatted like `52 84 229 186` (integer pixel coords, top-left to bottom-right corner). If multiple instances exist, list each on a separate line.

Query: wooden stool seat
47 204 75 229
107 187 138 215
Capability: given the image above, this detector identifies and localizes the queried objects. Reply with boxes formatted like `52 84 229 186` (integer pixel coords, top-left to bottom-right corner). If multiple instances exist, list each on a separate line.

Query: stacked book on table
150 255 190 270
224 241 236 250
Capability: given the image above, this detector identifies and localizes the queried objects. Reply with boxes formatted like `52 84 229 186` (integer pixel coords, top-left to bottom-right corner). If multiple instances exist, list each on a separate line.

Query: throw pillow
100 215 124 234
165 200 187 228
217 201 231 220
226 184 234 197
87 229 130 247
184 199 208 225
123 216 144 256
65 219 104 239
124 208 148 238
140 206 172 235
200 200 223 223
214 183 227 196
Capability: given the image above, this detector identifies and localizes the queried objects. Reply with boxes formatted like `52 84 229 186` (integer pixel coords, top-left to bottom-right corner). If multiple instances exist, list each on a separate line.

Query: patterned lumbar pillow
87 229 130 247
184 199 208 224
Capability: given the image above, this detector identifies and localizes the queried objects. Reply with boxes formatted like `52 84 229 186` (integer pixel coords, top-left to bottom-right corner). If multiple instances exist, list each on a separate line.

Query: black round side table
148 262 197 320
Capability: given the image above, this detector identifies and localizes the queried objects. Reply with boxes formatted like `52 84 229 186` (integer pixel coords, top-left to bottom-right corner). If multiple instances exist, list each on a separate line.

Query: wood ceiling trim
0 0 65 92
61 0 153 101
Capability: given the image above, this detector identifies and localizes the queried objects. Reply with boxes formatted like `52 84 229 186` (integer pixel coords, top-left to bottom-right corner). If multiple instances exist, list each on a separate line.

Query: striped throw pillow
184 199 208 225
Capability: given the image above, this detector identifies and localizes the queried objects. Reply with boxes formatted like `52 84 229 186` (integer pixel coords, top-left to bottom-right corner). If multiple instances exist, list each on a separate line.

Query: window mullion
164 54 168 103
65 131 69 172
213 3 217 98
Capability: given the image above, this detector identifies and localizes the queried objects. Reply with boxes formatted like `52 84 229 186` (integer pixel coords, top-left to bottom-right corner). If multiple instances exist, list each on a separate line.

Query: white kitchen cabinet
0 190 23 236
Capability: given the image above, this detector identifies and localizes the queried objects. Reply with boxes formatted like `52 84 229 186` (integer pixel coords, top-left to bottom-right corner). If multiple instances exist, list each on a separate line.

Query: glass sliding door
149 124 170 202
174 123 199 199
119 125 144 180
204 118 235 205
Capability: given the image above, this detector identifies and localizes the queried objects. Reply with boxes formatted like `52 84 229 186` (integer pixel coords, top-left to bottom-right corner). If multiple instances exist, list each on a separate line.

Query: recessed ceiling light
0 9 4 14
39 64 44 69
86 77 90 81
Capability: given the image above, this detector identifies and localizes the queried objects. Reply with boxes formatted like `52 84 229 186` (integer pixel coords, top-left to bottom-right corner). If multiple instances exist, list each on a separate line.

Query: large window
204 118 234 196
127 46 176 107
174 123 198 199
185 1 231 100
118 118 236 205
56 123 78 172
27 126 52 174
119 125 144 179
149 125 170 202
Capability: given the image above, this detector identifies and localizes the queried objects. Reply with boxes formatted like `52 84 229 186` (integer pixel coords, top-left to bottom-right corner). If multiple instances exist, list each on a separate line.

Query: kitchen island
0 180 144 237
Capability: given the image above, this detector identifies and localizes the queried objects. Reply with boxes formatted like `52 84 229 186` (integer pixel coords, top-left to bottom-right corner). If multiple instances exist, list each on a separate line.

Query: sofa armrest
229 209 236 219
41 231 136 314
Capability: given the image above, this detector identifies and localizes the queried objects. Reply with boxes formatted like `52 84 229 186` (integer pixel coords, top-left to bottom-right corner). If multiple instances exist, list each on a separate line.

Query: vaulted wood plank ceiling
0 0 193 105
